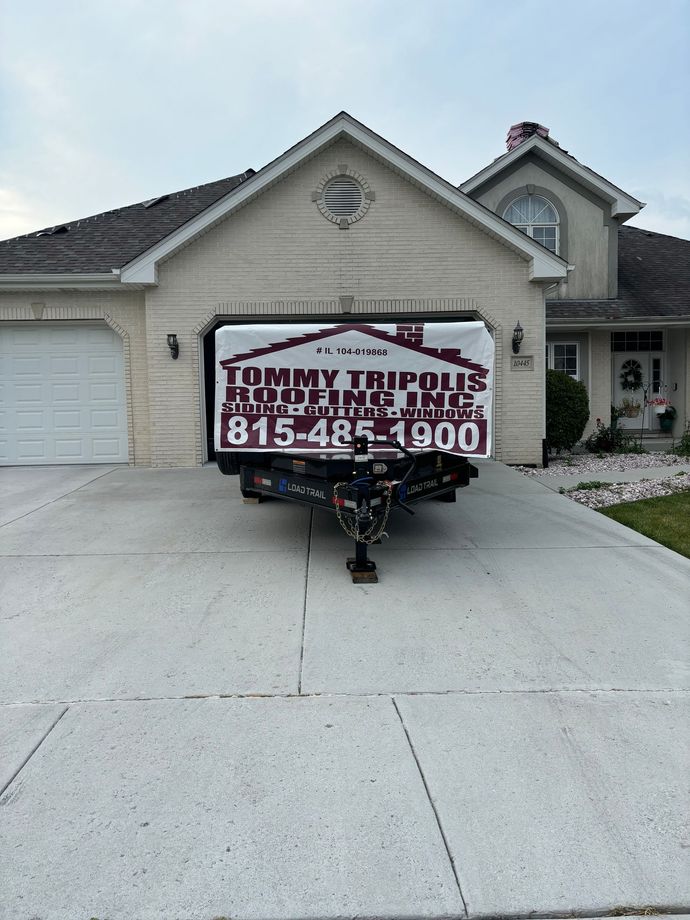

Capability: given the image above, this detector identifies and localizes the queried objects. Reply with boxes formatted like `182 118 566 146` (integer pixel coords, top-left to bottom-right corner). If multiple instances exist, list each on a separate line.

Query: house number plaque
510 355 534 371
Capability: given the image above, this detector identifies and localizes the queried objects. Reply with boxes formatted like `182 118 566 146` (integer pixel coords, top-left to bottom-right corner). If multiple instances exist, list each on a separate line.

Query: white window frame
546 342 580 380
503 194 560 254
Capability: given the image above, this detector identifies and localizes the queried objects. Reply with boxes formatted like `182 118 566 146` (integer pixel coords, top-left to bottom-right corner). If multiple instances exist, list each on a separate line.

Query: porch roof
547 226 690 324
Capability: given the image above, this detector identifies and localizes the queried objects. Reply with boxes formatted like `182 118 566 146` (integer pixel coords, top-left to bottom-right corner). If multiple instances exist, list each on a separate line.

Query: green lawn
600 491 690 559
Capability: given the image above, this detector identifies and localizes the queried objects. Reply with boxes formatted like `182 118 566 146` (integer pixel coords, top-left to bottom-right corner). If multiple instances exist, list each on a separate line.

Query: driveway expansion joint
392 696 469 918
0 705 68 798
2 688 687 707
298 508 314 694
0 466 118 529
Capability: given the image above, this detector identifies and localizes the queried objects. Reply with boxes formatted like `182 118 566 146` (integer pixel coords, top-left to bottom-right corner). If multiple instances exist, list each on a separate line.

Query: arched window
503 194 559 253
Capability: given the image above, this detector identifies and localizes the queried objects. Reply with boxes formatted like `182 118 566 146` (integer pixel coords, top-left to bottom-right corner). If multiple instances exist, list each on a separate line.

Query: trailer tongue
214 321 493 583
236 435 478 583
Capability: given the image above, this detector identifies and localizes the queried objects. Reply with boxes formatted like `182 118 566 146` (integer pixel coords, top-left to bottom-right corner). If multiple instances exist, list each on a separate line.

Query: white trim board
460 134 644 220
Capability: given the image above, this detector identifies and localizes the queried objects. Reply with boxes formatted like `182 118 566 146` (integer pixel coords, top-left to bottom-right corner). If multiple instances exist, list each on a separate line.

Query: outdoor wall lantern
512 321 524 354
167 333 179 360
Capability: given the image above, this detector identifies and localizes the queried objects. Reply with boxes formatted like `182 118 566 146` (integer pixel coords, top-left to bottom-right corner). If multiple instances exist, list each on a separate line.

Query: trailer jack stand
346 540 378 584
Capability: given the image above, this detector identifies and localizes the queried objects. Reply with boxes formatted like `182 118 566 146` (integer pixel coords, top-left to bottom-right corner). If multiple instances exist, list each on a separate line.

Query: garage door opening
0 323 128 465
201 314 483 463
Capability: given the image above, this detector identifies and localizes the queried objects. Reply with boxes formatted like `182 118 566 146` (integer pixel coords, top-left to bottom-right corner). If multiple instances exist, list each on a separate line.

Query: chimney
506 122 550 152
396 324 424 346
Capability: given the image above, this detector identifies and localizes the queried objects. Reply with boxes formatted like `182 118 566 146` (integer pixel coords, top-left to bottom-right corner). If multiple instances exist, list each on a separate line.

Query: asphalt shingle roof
0 171 253 274
546 226 690 322
1 173 687 326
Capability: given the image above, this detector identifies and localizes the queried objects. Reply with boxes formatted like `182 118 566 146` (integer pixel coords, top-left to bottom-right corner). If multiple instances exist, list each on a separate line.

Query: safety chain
332 482 392 545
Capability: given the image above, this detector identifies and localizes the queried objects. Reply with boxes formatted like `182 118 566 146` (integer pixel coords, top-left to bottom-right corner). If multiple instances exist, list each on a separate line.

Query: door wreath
619 359 643 391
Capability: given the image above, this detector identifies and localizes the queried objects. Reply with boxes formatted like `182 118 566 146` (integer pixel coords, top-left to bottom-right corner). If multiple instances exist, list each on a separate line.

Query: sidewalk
533 462 688 491
1 461 688 919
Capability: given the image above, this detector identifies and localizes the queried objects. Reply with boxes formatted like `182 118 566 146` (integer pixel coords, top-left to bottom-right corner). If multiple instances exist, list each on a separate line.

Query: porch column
585 329 612 437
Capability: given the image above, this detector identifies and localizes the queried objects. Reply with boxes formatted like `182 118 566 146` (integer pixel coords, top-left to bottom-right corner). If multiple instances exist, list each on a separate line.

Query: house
0 113 687 467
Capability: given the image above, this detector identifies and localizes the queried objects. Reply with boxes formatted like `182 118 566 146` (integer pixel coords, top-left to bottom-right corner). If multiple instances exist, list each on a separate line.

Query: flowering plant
646 396 671 407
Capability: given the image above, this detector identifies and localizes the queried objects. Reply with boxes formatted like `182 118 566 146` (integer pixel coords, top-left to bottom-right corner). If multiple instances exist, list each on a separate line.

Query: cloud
628 190 690 240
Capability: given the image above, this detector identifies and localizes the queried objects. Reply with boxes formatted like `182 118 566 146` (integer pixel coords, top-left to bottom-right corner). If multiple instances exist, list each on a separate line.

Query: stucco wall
144 139 548 467
470 153 615 300
0 291 150 465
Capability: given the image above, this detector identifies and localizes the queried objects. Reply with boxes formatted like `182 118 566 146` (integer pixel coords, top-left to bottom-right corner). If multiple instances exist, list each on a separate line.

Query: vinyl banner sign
214 322 494 457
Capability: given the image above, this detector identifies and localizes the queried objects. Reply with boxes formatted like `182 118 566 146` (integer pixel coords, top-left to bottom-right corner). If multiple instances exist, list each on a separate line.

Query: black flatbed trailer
218 436 478 583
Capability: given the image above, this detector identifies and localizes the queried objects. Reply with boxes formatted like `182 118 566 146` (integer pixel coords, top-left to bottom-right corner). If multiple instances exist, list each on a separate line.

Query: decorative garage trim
214 300 342 316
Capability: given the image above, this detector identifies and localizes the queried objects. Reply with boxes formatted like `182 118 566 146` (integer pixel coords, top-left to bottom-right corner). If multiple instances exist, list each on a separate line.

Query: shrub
673 423 690 457
584 416 645 454
545 369 590 452
585 418 626 453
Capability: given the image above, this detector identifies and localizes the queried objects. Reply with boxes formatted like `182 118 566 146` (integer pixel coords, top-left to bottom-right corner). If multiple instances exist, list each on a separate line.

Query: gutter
546 317 690 328
0 271 139 292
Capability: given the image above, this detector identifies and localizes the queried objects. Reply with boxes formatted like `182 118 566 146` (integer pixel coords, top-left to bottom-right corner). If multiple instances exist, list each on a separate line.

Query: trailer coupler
234 436 477 584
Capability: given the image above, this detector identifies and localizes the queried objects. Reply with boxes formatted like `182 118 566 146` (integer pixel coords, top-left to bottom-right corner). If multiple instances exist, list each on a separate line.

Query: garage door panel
90 409 119 429
89 355 118 375
49 328 85 346
86 327 119 346
0 324 128 465
16 439 49 460
14 383 44 404
14 357 43 376
50 355 81 375
55 439 84 458
11 328 43 346
92 439 122 458
53 410 82 430
51 383 81 404
16 411 46 430
89 382 119 402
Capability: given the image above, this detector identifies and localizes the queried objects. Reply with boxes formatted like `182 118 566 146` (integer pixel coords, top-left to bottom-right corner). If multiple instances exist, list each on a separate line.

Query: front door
612 352 663 429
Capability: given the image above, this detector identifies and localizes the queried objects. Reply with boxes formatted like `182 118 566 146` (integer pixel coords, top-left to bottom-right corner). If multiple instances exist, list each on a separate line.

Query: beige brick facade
0 140 552 468
144 140 547 466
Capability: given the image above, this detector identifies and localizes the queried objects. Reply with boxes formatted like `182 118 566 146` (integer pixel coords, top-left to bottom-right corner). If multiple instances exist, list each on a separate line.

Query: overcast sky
1 0 688 242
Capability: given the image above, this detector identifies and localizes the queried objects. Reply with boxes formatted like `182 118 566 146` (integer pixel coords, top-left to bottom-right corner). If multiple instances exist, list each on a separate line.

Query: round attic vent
323 177 363 218
315 168 373 227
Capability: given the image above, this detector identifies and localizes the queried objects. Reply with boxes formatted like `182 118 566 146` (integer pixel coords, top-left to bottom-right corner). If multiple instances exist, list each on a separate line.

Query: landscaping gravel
516 452 686 477
564 472 690 509
515 452 690 508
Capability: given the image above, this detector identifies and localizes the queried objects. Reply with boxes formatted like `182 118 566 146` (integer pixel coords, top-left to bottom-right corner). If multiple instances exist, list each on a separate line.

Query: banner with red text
214 322 494 457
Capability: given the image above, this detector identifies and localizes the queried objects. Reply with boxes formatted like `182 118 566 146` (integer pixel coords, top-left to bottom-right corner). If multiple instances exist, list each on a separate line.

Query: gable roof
0 112 567 289
460 132 644 220
0 171 253 276
119 112 566 285
546 226 690 323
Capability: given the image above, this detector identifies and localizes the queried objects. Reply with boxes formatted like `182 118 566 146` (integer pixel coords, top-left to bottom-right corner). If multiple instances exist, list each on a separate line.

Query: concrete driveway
1 461 688 920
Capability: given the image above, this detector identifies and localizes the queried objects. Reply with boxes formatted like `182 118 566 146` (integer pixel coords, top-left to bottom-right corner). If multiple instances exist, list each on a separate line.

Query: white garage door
0 323 128 465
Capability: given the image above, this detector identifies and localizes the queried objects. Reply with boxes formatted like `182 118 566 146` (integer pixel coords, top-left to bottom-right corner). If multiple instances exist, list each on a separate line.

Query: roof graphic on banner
219 324 487 373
